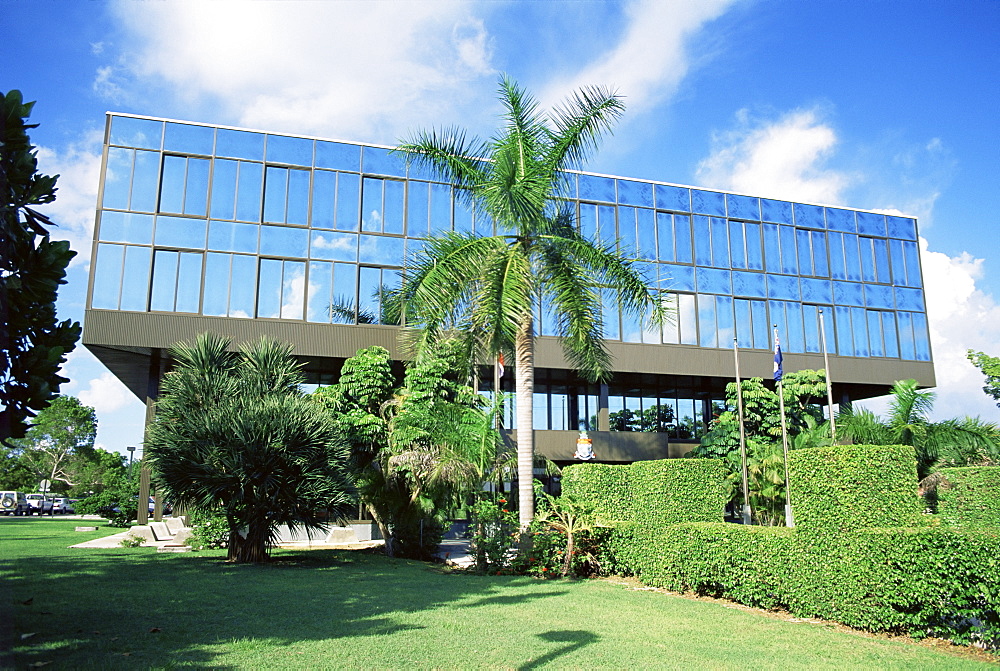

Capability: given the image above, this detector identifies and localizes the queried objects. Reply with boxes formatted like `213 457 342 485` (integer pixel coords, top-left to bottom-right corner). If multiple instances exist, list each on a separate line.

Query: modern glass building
83 113 935 463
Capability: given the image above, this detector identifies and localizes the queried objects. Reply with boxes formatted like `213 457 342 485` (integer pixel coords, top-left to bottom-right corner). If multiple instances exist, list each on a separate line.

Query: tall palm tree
397 76 666 528
838 378 1000 479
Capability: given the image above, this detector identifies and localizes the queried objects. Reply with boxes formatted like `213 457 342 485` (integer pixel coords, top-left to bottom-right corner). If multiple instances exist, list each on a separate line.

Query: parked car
25 493 54 515
52 497 69 514
0 491 29 516
64 499 77 514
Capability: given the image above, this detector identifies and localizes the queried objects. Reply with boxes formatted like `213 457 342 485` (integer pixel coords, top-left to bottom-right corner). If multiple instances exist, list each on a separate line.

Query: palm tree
838 379 1000 479
145 333 356 563
397 76 666 529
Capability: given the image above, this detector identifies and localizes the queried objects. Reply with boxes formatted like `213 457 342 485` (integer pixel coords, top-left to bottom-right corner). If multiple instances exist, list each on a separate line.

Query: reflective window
257 258 305 319
744 222 763 270
359 234 404 265
828 232 846 279
429 183 452 234
163 122 214 155
311 170 336 229
260 225 308 258
732 271 766 298
306 261 333 323
800 278 832 304
856 211 886 237
697 268 732 295
311 231 357 262
865 284 894 310
834 306 852 356
331 262 358 323
843 234 862 281
266 134 312 167
779 225 798 274
578 174 616 203
729 220 746 269
750 300 769 349
110 116 162 150
618 207 638 258
216 129 264 161
825 208 856 233
210 159 238 220
872 238 890 284
887 215 917 240
727 194 760 221
796 229 813 275
810 230 828 277
895 287 925 312
710 218 729 268
691 189 726 216
159 155 209 216
208 221 258 254
834 281 865 307
636 208 655 260
92 244 124 309
867 310 884 357
851 307 869 357
889 239 907 285
120 246 152 311
802 304 820 353
316 140 361 172
357 266 400 324
336 172 360 231
130 150 160 213
767 274 799 301
151 250 202 313
102 147 133 210
154 216 207 249
617 179 653 207
235 162 263 222
263 167 310 225
882 312 899 358
897 311 915 360
786 302 804 352
912 312 931 361
761 198 793 224
98 211 153 244
692 216 711 266
762 223 781 272
859 236 877 283
902 241 922 287
203 253 231 316
229 254 258 318
698 294 718 347
661 264 695 292
362 146 406 177
454 193 474 235
602 289 620 339
655 184 690 212
794 203 825 228
406 181 430 238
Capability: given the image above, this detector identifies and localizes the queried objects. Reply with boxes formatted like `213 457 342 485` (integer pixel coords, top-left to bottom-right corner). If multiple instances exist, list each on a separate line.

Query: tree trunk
515 315 535 531
562 532 574 577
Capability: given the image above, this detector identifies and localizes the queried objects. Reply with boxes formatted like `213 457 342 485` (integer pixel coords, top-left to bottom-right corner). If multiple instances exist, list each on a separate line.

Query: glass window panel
716 295 735 348
674 215 693 263
833 306 852 356
744 222 762 270
602 289 620 339
102 147 132 210
796 229 813 276
786 302 804 353
579 202 596 239
260 225 308 258
729 220 746 269
872 239 890 284
833 281 864 307
810 231 828 277
203 253 232 317
794 203 825 228
654 184 690 212
887 216 917 240
656 211 674 262
698 294 717 347
734 298 751 348
110 116 162 150
692 216 711 266
769 302 787 347
154 216 207 249
130 150 160 212
315 140 360 172
216 129 264 161
727 194 760 220
159 155 186 214
210 159 238 220
453 193 474 235
362 146 406 177
881 312 899 358
332 263 357 323
119 246 152 311
912 312 930 361
578 174 616 203
184 158 210 216
895 287 925 312
691 190 726 216
229 254 257 318
859 236 876 282
618 207 637 258
897 311 915 359
406 181 430 238
208 221 257 254
661 264 695 292
636 208 655 260
286 169 309 226
307 261 333 323
359 234 404 265
828 231 846 279
767 274 799 301
311 231 357 262
843 233 862 281
235 161 263 222
802 304 820 353
98 211 153 244
865 284 894 310
662 294 681 344
902 241 922 287
622 302 642 343
761 198 793 224
150 250 179 312
163 122 213 155
266 134 312 166
175 252 202 313
280 261 305 319
533 390 550 430
732 271 765 298
889 239 907 285
751 300 769 349
851 307 869 357
678 293 697 345
357 266 381 324
856 211 886 237
779 225 798 275
383 180 404 235
867 310 884 357
429 182 452 234
263 166 288 223
762 223 781 272
616 179 653 207
311 170 336 229
800 278 832 304
257 258 282 318
825 208 856 233
91 244 124 309
697 268 732 295
597 205 617 246
335 172 360 231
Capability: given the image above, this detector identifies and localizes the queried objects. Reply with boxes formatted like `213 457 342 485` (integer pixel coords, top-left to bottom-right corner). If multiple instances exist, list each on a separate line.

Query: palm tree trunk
515 315 535 531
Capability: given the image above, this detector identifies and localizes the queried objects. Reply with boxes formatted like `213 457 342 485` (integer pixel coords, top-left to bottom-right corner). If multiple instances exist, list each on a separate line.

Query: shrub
933 466 1000 527
788 444 920 530
187 508 230 550
469 497 518 573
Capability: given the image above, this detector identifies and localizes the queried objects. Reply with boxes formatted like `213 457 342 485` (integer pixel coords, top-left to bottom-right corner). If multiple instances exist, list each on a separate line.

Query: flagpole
774 325 794 528
733 338 752 525
818 309 837 442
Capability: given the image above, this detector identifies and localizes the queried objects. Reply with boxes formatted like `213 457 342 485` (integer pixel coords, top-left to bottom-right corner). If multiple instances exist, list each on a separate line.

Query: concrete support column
138 348 163 525
598 383 610 431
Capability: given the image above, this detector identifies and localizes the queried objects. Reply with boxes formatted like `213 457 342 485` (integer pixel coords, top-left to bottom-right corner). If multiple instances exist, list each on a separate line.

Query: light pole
127 446 136 467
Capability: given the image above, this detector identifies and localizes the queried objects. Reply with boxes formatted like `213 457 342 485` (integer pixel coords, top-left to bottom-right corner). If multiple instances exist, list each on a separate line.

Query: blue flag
773 334 783 382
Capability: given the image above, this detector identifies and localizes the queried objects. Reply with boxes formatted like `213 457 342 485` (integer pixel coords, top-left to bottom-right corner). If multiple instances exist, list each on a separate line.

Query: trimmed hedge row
935 466 1000 527
788 444 920 530
562 458 727 525
610 522 1000 648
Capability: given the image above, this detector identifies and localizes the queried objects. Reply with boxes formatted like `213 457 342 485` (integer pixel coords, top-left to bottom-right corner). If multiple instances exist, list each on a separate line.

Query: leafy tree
145 333 356 563
74 461 138 527
1 91 81 442
534 491 609 577
0 442 35 491
397 76 665 529
10 395 96 493
838 379 1000 479
968 350 1000 410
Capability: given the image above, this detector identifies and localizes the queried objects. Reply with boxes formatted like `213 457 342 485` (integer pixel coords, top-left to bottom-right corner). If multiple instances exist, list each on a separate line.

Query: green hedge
788 444 920 530
562 458 727 525
935 466 1000 527
611 523 1000 648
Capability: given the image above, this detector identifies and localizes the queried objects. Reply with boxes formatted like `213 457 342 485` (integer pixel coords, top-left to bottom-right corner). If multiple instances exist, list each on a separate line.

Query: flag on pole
497 352 505 379
773 331 783 382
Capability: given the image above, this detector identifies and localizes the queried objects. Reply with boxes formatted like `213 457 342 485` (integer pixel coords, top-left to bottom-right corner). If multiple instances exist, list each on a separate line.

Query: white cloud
695 107 852 204
537 0 737 114
78 371 136 415
33 131 104 266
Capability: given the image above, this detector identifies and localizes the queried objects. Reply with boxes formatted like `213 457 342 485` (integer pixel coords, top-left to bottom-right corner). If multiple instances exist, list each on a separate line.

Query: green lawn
1 518 995 669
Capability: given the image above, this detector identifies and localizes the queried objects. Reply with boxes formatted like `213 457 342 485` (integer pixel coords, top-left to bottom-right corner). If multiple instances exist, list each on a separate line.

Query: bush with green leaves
927 466 1000 527
186 507 230 550
468 495 518 573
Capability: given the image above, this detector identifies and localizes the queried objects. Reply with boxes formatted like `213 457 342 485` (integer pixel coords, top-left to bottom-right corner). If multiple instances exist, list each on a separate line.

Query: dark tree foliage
1 91 81 442
968 349 1000 410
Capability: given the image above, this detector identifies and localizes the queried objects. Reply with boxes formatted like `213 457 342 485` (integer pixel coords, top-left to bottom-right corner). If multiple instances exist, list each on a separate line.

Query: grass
1 518 996 669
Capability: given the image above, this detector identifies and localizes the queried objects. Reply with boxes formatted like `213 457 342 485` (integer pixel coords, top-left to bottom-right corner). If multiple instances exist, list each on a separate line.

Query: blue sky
3 0 998 455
